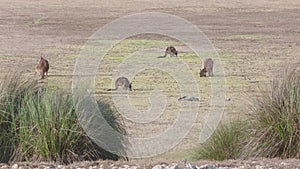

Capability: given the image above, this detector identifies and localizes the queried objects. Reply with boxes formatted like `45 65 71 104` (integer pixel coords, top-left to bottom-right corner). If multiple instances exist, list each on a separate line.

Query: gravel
1 158 300 169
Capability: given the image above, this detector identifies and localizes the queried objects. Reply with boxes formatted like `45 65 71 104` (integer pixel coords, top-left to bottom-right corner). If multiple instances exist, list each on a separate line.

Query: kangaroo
159 46 178 58
35 57 49 79
199 68 207 77
200 58 213 77
108 77 132 91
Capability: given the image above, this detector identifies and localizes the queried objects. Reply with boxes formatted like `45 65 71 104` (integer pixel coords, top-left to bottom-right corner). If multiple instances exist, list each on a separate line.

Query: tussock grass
193 120 248 161
245 69 300 158
194 68 300 160
0 74 38 162
0 74 126 164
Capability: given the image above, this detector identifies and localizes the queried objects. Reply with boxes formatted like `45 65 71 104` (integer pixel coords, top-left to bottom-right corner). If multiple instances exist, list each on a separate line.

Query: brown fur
199 68 207 77
108 77 132 91
35 57 49 79
200 58 213 77
163 46 178 57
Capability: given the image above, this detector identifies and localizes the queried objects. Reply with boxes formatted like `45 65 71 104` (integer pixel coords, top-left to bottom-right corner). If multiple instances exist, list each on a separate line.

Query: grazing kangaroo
200 58 213 77
35 57 49 79
108 77 132 91
159 46 178 58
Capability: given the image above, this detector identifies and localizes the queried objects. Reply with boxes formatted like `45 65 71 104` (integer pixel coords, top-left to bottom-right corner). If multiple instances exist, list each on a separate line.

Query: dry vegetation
0 0 299 167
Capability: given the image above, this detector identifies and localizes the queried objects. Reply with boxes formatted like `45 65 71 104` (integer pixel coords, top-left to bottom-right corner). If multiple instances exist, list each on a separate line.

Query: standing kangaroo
35 57 49 79
161 46 178 57
200 58 213 77
108 77 132 91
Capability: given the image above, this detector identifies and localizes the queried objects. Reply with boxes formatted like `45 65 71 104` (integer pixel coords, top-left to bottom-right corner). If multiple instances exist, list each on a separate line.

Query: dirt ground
0 0 300 168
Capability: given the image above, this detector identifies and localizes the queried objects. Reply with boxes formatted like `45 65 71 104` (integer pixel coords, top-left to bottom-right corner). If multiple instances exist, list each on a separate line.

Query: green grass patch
178 52 199 62
48 39 181 60
193 120 248 161
33 19 45 25
222 34 268 41
65 54 80 58
103 39 180 60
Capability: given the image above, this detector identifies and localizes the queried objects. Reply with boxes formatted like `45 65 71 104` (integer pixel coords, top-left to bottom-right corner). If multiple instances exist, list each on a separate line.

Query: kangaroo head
129 83 132 91
200 68 207 77
174 50 178 56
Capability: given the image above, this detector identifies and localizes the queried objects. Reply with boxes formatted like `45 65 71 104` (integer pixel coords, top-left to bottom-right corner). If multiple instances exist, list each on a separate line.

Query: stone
166 164 179 169
152 165 163 169
11 164 18 169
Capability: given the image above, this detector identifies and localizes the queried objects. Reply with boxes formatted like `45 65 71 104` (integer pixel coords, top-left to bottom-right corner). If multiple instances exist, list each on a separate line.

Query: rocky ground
2 158 300 169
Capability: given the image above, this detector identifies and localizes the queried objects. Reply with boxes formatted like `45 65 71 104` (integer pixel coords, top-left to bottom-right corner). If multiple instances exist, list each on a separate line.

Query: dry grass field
0 0 299 167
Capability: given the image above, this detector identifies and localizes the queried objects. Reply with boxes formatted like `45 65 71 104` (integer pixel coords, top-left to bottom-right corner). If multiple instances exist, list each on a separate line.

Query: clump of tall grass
193 120 248 161
245 69 300 158
0 74 126 164
0 75 38 162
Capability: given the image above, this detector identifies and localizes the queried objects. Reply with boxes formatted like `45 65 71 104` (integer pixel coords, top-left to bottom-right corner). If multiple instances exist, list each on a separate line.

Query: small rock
166 164 179 169
280 162 287 166
57 165 65 169
152 165 163 169
40 166 50 169
11 164 18 169
0 165 9 169
255 165 263 169
161 163 167 168
196 164 217 169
